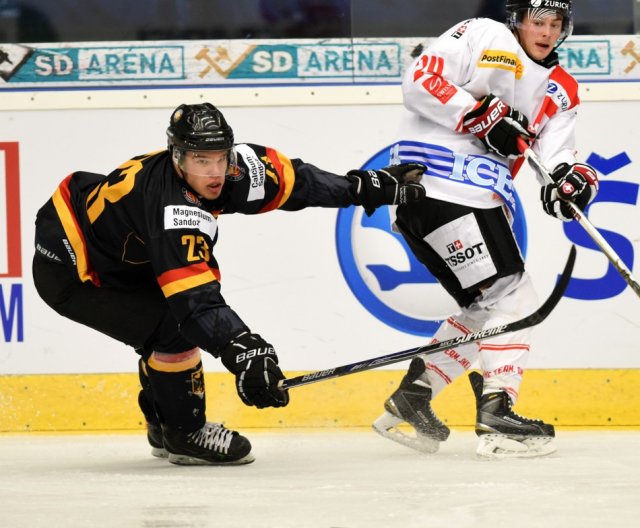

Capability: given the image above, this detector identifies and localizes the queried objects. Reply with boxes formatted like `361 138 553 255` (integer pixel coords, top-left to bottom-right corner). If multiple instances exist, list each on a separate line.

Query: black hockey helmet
167 103 238 177
506 0 573 47
167 103 234 152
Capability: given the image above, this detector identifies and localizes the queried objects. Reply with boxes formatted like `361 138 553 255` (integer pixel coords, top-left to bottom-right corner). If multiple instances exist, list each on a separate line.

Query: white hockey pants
419 271 539 403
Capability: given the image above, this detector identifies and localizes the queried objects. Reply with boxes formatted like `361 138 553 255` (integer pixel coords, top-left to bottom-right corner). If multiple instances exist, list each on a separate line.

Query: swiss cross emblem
447 240 464 254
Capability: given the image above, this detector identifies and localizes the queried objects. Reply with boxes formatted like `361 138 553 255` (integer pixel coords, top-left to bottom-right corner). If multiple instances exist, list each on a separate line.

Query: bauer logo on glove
220 331 289 409
462 94 535 158
346 162 426 216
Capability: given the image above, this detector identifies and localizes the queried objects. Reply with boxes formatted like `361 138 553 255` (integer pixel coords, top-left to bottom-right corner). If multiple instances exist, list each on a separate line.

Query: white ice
0 430 639 528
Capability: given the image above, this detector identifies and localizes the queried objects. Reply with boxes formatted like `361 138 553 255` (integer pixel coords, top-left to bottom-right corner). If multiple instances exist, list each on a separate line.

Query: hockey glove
220 332 289 409
541 162 599 222
346 162 426 216
462 94 534 158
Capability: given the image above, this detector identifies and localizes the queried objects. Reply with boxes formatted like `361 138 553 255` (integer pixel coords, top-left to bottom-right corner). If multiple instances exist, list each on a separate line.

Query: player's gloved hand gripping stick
278 245 576 391
517 137 640 299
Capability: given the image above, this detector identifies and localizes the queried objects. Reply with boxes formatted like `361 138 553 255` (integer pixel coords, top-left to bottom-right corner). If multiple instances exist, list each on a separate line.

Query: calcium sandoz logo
335 146 528 337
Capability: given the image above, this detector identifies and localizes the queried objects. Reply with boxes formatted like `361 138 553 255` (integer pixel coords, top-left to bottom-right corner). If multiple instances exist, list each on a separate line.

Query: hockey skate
162 422 254 465
372 358 450 454
137 388 169 458
146 422 168 458
469 372 556 459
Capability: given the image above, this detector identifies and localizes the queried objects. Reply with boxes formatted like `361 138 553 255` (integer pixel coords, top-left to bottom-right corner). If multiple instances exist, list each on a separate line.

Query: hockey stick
279 245 576 390
518 138 640 298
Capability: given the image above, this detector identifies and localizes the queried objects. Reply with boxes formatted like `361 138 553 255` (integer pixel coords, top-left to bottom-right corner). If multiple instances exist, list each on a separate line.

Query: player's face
517 13 563 61
181 150 229 200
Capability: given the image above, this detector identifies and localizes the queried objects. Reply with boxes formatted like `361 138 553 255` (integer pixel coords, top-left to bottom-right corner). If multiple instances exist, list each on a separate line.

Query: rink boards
1 369 639 432
2 36 640 433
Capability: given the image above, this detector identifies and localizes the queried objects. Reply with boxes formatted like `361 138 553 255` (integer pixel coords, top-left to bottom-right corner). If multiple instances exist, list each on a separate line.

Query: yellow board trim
1 369 639 433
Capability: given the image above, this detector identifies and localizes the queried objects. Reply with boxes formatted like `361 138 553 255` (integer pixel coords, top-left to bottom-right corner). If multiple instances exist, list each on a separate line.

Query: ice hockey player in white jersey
372 0 599 458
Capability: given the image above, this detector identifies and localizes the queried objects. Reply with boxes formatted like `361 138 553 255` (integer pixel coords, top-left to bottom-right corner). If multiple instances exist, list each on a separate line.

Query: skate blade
476 434 556 459
372 411 440 454
151 446 169 459
167 452 256 466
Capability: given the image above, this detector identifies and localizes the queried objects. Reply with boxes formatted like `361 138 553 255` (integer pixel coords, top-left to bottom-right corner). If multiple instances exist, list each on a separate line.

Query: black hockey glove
346 163 426 216
541 162 599 222
462 94 535 158
220 332 289 409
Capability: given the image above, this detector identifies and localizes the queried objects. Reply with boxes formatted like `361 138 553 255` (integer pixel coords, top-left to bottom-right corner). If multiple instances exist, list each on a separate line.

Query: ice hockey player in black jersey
33 102 425 466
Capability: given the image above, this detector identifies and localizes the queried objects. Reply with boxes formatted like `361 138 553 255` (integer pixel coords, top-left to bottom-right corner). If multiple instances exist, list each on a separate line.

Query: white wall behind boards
1 97 639 374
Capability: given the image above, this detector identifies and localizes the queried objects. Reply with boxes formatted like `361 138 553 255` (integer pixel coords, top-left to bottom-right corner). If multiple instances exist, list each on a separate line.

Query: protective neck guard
532 50 559 68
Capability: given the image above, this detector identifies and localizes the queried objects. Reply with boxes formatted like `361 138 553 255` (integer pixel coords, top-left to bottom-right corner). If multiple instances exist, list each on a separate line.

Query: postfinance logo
0 142 23 342
335 146 527 337
478 50 524 79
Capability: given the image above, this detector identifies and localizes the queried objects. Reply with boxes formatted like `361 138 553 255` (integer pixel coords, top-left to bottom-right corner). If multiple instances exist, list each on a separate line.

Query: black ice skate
137 388 168 458
162 422 254 465
372 357 450 454
146 422 168 458
469 372 556 458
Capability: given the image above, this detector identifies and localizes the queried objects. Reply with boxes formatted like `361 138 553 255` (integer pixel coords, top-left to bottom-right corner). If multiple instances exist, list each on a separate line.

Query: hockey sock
138 357 162 426
144 348 207 432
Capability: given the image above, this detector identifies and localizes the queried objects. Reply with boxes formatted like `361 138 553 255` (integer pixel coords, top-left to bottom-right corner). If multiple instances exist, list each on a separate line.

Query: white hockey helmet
506 0 573 48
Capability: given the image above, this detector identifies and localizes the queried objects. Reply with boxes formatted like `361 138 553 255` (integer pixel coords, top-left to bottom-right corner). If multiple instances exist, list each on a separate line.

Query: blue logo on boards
7 46 184 83
1 283 23 342
335 146 528 337
566 151 637 300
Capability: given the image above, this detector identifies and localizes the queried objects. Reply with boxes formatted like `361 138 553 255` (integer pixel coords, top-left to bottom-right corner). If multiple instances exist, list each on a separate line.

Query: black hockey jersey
34 143 356 353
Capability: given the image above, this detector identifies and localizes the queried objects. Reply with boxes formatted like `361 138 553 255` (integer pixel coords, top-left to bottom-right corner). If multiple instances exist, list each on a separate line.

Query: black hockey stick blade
280 245 576 391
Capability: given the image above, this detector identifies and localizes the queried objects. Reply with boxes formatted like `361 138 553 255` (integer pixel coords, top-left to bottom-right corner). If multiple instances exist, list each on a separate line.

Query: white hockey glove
462 94 535 158
346 162 426 216
541 162 599 222
220 332 289 409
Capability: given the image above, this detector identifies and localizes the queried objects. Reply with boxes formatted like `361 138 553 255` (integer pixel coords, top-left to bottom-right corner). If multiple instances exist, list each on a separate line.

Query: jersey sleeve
402 19 482 131
534 109 578 176
532 66 580 176
222 143 355 214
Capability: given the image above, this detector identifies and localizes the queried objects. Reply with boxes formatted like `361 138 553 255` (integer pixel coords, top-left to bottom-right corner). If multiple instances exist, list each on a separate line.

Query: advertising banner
0 142 23 345
1 99 639 375
1 35 640 90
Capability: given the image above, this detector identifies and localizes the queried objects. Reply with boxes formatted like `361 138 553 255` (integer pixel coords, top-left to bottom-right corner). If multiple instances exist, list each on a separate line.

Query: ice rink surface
0 430 638 528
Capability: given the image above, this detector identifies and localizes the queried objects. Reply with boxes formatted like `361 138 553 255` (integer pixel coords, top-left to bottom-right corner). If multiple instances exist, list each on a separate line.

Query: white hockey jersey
394 17 580 215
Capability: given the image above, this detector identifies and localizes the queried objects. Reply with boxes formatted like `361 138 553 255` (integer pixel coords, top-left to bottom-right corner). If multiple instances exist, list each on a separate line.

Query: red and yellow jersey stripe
51 174 100 286
157 261 221 298
258 147 296 213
